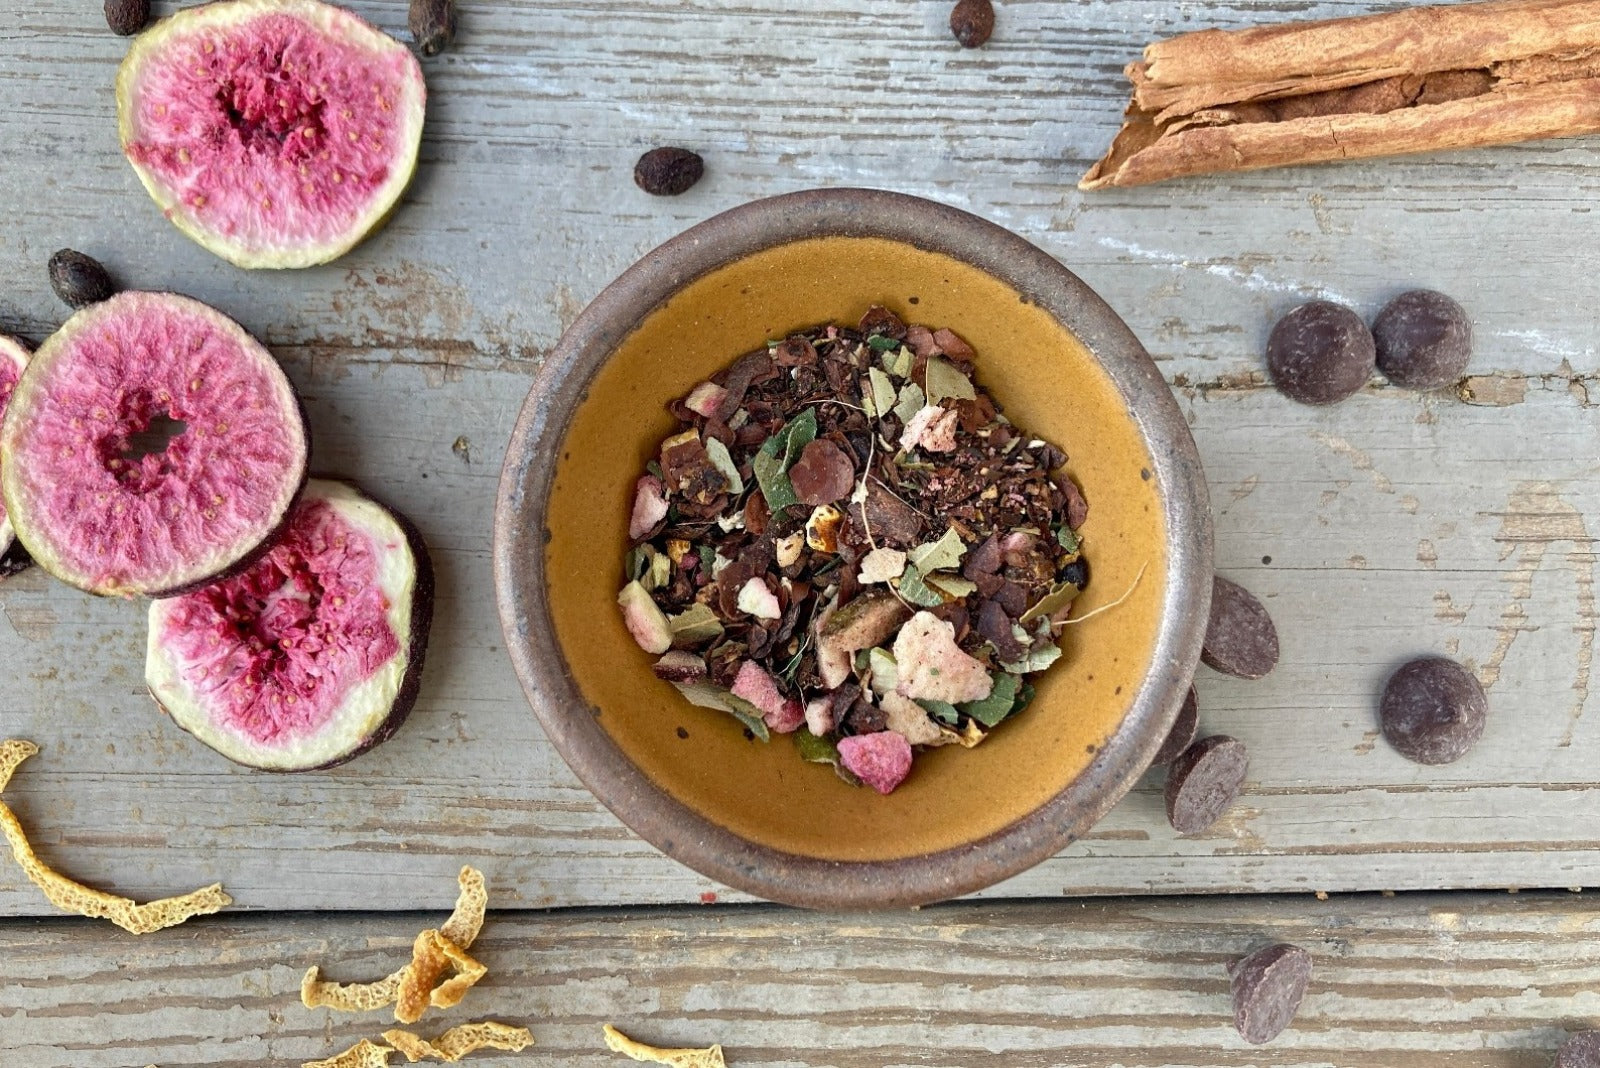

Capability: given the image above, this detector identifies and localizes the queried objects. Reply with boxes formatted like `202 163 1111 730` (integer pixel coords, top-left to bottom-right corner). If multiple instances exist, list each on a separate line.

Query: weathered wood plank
1 0 1598 912
6 891 1600 1066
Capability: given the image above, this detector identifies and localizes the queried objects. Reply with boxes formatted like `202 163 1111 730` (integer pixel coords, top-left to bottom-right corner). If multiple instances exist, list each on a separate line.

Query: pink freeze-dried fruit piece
146 479 433 771
0 292 308 597
116 0 427 270
0 336 33 579
629 475 669 541
731 660 804 733
837 731 914 794
618 581 672 654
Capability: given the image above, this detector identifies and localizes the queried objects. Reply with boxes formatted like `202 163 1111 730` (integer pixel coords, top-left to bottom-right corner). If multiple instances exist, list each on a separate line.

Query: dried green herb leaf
669 604 725 648
645 548 672 591
868 367 897 418
646 460 665 480
1012 678 1037 717
1001 642 1063 674
625 547 650 583
703 437 744 495
917 698 961 725
882 347 913 379
924 357 977 406
698 545 716 574
924 573 977 599
907 528 967 574
860 379 878 419
752 409 818 513
1020 581 1081 624
1056 525 1081 554
672 682 771 741
867 334 899 352
795 728 840 765
896 564 946 608
867 647 898 696
958 672 1021 727
892 382 926 424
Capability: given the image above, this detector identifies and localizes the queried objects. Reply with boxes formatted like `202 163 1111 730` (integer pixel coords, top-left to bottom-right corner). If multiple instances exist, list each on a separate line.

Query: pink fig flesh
116 0 427 269
146 478 432 771
0 292 308 597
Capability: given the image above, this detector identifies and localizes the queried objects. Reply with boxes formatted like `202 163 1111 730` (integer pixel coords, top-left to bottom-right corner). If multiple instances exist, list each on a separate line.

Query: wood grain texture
1 0 1598 913
7 892 1600 1066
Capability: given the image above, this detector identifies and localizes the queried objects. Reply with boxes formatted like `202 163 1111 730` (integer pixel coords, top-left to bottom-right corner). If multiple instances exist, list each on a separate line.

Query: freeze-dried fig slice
117 0 427 269
0 292 307 597
147 479 433 771
0 336 33 579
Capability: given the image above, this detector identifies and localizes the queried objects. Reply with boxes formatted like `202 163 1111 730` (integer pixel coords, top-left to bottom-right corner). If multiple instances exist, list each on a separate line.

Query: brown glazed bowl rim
494 188 1213 909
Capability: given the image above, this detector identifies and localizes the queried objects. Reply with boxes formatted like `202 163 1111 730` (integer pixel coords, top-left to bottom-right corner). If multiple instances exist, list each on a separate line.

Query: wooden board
2 0 1599 914
8 891 1600 1067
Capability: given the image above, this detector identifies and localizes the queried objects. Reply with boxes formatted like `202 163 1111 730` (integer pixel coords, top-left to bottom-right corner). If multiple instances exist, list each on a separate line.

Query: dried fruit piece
0 740 230 933
633 147 705 196
949 0 994 48
1164 734 1249 835
1229 942 1312 1044
301 866 487 1012
837 731 913 795
304 1040 396 1068
603 1024 726 1068
1265 300 1374 406
105 0 150 36
1372 289 1472 390
383 1022 535 1062
408 0 456 56
1151 685 1199 766
0 292 307 597
0 336 33 580
47 250 117 309
147 479 432 771
1379 655 1487 765
892 611 993 704
394 929 486 1023
1200 575 1279 679
117 0 427 269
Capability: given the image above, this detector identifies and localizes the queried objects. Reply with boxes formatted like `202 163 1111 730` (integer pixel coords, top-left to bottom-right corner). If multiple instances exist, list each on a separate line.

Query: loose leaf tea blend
618 307 1092 793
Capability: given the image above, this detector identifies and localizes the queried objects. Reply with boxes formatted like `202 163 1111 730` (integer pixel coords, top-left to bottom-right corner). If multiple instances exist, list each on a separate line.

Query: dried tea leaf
302 867 488 1013
891 381 926 424
0 743 230 934
866 647 898 696
1001 642 1063 674
906 528 966 573
702 437 744 495
895 564 946 608
603 1024 727 1068
0 739 40 791
923 573 977 599
670 682 771 741
668 604 724 648
958 672 1022 728
303 1039 395 1068
923 356 976 406
1020 581 1081 624
868 367 897 417
752 409 817 513
916 698 961 725
383 1022 535 1063
1055 525 1081 554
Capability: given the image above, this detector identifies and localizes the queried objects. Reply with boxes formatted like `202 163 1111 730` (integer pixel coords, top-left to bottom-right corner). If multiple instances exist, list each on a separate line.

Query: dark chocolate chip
1379 655 1487 765
1556 1031 1600 1068
1266 300 1375 406
1229 942 1313 1044
1164 734 1248 834
104 0 149 36
1151 685 1199 766
1201 575 1279 679
633 147 705 196
47 250 116 309
409 0 458 56
1372 289 1472 390
949 0 994 48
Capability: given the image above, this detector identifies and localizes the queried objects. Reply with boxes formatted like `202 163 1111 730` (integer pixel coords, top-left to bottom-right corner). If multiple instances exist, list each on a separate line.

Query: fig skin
0 335 34 582
148 478 435 772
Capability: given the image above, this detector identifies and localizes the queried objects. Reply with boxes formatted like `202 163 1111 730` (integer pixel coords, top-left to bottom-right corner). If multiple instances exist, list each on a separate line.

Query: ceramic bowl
494 188 1212 909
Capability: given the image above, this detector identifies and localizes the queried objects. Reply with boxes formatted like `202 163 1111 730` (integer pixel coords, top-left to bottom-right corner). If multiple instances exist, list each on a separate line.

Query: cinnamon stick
1081 0 1600 190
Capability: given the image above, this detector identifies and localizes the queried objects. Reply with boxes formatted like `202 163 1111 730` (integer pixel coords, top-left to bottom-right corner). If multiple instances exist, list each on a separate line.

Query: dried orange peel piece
303 1038 395 1068
394 929 486 1023
382 1021 535 1062
0 739 230 934
603 1024 727 1068
301 866 488 1015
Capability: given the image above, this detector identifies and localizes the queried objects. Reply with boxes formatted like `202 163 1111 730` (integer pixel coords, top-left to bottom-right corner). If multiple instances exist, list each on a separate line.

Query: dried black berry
1380 655 1486 765
409 0 457 57
634 147 705 196
47 250 117 310
1265 300 1374 406
950 0 995 48
104 0 149 36
1372 289 1472 390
